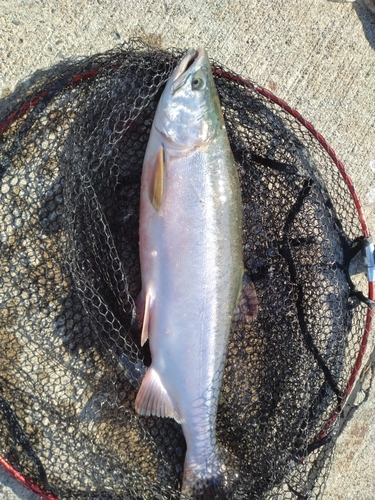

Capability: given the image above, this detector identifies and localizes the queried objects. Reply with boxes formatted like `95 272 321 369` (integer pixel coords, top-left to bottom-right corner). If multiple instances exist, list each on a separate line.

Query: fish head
154 48 223 151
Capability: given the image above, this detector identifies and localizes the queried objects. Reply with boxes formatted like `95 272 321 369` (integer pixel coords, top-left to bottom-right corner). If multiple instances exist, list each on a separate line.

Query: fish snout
171 48 208 94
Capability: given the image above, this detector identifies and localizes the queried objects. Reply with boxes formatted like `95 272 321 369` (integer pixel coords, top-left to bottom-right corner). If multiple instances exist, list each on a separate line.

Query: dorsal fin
149 146 164 212
135 366 183 423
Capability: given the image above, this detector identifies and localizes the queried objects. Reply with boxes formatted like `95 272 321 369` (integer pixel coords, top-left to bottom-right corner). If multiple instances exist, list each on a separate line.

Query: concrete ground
0 0 374 499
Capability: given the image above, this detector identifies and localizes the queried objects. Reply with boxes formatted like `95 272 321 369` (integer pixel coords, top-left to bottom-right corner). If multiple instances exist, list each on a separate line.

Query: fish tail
181 451 227 499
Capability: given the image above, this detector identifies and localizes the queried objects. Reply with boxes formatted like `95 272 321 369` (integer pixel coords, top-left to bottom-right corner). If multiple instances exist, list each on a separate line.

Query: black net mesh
0 40 371 499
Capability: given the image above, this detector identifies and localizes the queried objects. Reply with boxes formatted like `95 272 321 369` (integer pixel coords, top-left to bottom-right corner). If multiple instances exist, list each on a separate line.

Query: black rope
278 179 342 404
250 152 303 177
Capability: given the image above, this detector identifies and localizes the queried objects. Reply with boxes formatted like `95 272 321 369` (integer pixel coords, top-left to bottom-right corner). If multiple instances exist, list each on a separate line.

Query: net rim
0 51 373 500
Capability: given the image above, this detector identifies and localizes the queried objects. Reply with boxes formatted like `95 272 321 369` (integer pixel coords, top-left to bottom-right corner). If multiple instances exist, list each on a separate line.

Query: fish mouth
170 47 207 93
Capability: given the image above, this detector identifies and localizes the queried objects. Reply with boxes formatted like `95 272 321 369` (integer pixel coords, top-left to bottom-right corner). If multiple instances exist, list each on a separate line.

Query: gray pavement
0 0 374 498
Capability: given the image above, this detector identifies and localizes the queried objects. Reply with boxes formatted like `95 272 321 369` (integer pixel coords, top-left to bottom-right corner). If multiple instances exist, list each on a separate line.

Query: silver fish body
136 48 254 496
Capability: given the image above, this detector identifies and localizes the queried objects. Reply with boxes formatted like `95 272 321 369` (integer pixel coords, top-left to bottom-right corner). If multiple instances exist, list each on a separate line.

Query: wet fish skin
135 48 252 496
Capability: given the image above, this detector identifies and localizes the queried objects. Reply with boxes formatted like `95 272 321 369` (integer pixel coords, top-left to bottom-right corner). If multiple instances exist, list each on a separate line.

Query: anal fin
135 366 183 423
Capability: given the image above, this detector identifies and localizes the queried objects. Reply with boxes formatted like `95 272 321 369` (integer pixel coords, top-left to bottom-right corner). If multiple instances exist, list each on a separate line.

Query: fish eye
191 77 205 90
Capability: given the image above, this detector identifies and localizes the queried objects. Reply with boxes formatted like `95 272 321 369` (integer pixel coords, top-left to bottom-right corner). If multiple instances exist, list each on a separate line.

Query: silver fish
135 48 257 496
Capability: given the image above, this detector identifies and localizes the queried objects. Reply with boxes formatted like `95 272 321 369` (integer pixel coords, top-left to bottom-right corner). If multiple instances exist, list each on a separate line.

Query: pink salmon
136 47 257 497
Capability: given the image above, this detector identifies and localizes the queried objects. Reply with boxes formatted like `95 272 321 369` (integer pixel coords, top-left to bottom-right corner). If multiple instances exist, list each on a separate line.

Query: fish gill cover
0 39 373 499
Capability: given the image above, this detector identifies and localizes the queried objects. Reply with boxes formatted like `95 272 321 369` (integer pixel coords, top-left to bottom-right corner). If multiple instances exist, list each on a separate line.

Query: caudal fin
181 452 228 499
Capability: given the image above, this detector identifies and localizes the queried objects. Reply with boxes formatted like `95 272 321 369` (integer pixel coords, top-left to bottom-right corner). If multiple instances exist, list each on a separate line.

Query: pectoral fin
135 366 183 423
149 146 164 212
233 273 258 323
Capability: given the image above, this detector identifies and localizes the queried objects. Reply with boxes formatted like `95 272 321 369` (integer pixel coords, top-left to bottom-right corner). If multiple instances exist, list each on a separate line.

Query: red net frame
0 63 373 500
